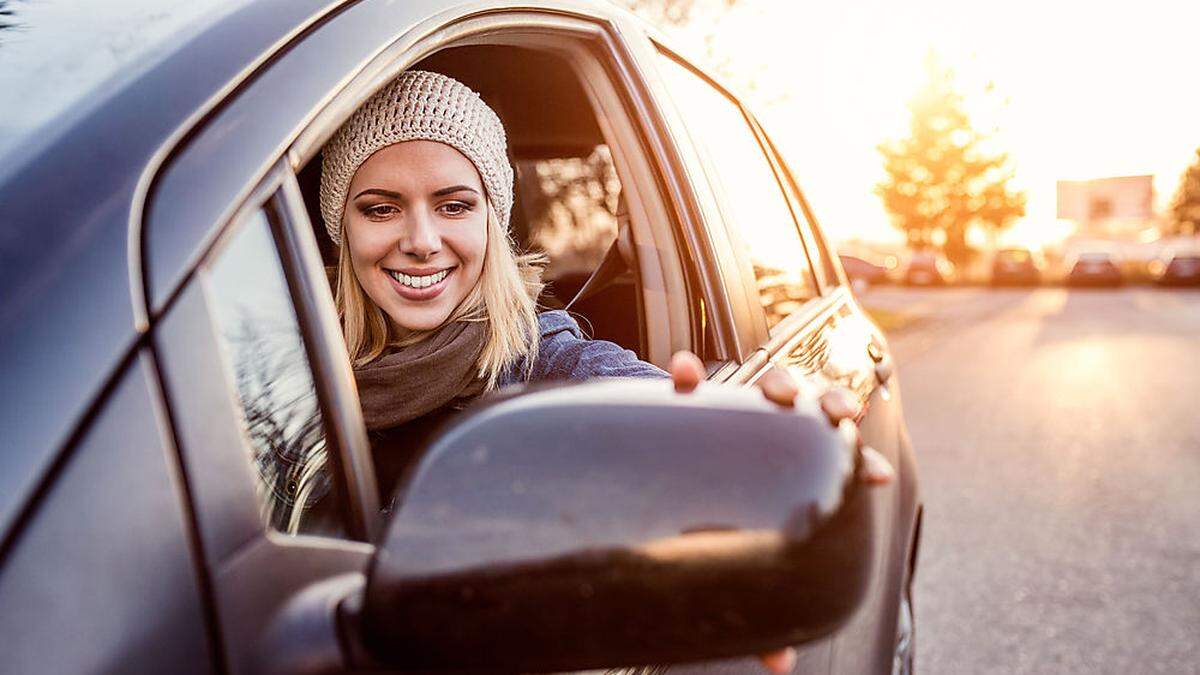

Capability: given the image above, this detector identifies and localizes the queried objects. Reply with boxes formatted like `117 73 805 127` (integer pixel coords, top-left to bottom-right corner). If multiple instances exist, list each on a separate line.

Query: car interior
295 44 648 357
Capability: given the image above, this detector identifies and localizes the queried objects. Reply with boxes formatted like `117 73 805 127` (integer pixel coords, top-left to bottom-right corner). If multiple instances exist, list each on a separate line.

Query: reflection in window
206 209 341 536
517 145 620 286
655 54 817 331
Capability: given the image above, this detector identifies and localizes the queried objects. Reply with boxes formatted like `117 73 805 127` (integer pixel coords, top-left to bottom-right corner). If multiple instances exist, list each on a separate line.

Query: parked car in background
1066 251 1124 287
839 254 891 289
904 250 954 286
1151 251 1200 286
0 1 921 673
990 248 1041 286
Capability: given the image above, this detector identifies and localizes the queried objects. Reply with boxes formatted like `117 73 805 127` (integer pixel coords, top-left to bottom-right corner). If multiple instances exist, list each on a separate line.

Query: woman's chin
383 299 456 333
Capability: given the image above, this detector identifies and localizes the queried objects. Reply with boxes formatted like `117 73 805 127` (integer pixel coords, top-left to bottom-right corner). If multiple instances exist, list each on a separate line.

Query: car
990 248 1041 286
1151 252 1200 286
1066 251 1124 287
903 250 954 286
839 254 893 289
0 2 921 674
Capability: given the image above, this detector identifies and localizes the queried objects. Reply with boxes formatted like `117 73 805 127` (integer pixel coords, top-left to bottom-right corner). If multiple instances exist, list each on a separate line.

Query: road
863 287 1200 674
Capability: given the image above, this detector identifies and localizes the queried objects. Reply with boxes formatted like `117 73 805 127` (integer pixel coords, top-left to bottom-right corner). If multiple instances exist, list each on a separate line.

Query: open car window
288 38 684 506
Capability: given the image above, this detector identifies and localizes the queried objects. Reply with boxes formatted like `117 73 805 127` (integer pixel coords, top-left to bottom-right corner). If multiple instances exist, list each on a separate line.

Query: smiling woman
315 70 666 491
319 71 548 395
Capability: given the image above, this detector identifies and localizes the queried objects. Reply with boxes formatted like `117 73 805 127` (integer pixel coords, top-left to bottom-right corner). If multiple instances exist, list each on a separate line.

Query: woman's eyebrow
353 188 403 200
432 185 479 197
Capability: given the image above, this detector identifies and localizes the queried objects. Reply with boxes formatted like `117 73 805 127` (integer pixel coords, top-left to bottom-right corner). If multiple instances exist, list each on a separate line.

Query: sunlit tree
876 54 1026 264
1168 147 1200 236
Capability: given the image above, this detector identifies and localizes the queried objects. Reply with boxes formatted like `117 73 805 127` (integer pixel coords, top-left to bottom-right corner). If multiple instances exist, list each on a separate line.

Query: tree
1168 147 1200 236
876 54 1026 265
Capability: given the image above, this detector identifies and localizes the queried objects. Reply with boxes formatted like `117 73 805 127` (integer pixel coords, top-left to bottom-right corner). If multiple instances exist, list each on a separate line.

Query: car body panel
0 355 215 673
0 0 333 549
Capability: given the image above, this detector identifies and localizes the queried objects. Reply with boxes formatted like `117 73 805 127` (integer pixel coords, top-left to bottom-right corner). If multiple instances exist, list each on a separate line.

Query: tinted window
206 209 343 536
656 54 817 331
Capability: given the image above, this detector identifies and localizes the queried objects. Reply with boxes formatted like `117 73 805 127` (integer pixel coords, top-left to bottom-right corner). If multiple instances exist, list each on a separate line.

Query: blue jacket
499 310 668 386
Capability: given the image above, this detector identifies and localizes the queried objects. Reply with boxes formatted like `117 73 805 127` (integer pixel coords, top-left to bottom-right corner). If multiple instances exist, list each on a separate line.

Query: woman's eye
363 204 398 219
439 202 472 217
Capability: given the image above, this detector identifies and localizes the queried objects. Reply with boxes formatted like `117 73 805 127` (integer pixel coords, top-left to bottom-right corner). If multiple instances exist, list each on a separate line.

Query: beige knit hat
319 70 514 246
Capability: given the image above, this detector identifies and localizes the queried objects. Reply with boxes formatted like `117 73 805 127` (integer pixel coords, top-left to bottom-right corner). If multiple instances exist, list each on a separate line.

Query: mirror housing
359 380 874 672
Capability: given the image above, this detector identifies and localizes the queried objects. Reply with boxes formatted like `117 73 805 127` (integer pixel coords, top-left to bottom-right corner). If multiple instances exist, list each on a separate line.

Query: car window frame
641 43 772 362
752 118 846 291
142 7 702 551
192 160 381 543
647 44 826 347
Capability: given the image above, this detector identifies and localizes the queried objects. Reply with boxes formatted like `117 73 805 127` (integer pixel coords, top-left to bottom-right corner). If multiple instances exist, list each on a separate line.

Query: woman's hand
669 351 894 484
667 351 894 673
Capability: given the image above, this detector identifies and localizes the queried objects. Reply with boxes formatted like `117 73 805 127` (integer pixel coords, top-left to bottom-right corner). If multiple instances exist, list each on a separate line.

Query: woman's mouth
385 266 455 301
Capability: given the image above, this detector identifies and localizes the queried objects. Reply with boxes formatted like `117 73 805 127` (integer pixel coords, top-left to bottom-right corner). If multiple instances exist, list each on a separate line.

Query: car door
643 45 919 674
0 353 217 674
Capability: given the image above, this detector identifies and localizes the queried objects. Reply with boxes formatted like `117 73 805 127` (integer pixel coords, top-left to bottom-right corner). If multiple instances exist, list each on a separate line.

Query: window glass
655 54 817 331
760 127 841 288
515 145 621 302
206 209 343 537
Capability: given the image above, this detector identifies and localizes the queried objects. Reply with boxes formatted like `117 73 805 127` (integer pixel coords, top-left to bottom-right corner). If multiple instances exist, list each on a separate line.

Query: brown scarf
353 320 488 431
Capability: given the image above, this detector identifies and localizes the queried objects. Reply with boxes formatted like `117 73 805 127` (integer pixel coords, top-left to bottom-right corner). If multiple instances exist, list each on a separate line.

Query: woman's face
343 140 488 333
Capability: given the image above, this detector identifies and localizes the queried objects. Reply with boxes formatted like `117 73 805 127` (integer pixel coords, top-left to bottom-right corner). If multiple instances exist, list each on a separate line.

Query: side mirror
357 380 874 672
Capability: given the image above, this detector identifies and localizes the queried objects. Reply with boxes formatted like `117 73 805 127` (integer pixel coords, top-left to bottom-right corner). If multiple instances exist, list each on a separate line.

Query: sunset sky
667 0 1200 249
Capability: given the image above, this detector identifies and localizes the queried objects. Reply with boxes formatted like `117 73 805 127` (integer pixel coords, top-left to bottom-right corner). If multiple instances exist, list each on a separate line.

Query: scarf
353 320 488 431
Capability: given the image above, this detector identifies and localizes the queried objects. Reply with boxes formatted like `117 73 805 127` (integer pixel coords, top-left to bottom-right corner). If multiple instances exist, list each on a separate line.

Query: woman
319 70 670 496
320 70 888 674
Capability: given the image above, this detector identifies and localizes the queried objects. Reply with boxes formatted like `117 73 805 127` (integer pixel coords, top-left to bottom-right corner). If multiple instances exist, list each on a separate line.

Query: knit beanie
319 70 514 246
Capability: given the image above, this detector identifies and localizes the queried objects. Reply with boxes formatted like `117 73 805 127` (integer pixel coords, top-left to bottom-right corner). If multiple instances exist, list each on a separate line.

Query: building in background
1056 175 1165 266
1057 175 1156 238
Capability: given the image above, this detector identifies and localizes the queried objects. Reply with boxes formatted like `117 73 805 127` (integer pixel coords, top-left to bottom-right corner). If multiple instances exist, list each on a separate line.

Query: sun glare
670 0 1200 249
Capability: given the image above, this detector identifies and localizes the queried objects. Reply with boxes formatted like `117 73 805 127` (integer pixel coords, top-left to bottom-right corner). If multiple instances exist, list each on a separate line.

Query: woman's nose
400 209 441 260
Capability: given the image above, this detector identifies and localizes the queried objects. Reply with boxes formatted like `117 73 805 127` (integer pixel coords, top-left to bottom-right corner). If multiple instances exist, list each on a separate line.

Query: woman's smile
384 265 456 300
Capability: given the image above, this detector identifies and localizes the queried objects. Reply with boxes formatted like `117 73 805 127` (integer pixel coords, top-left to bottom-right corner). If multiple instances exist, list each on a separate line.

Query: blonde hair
334 202 545 390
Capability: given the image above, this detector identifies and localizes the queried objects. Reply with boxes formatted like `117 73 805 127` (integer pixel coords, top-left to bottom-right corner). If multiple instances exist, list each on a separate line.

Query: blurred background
617 0 1200 673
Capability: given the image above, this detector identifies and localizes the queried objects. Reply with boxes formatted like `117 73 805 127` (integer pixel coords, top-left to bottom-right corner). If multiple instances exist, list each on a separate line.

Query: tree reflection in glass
206 210 336 535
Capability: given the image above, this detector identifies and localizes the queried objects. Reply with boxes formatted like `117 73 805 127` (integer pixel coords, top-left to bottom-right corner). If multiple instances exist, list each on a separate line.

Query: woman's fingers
859 446 895 485
758 647 797 674
669 350 705 393
817 388 895 485
756 365 799 408
818 388 858 425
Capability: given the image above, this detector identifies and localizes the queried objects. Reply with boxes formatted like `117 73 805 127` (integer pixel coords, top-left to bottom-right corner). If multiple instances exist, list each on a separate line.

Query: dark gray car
0 1 921 673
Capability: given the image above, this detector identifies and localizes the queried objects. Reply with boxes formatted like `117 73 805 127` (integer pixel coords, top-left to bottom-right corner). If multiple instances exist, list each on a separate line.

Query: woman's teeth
389 268 450 288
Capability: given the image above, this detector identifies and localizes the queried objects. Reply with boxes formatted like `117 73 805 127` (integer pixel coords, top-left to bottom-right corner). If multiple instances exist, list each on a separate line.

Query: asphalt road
865 286 1200 674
